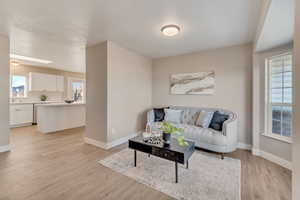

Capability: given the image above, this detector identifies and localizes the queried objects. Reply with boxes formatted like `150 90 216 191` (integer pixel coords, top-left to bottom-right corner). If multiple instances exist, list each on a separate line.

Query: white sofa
147 106 238 154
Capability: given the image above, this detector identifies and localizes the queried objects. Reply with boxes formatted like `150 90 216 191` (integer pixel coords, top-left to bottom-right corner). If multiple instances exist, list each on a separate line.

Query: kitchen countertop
10 101 64 105
10 102 35 105
35 102 86 107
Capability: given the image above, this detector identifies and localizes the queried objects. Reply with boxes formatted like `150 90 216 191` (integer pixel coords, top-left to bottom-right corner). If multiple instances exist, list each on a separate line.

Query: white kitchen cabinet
43 74 57 91
29 72 64 92
29 72 45 91
10 104 33 126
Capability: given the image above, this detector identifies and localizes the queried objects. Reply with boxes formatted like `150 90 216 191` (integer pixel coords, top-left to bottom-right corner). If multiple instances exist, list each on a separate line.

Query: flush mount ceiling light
10 60 20 66
10 54 53 64
161 24 180 37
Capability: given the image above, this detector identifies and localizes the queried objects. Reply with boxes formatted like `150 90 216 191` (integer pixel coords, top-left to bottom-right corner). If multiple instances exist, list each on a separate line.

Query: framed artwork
170 71 215 95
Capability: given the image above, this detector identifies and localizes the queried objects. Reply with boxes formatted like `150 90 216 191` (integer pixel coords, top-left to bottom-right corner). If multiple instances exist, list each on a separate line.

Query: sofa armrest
222 114 238 137
147 109 155 124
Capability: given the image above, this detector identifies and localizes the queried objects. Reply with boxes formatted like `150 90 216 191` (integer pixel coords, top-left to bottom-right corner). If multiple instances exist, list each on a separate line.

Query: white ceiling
9 28 86 72
0 0 262 72
255 0 294 52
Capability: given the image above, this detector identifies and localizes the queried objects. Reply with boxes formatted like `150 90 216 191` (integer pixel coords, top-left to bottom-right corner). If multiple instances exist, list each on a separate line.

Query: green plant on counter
160 121 188 146
40 94 48 101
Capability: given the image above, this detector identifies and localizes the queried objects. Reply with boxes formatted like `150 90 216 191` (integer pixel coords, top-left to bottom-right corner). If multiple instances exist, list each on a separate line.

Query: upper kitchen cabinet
42 74 57 91
29 72 64 92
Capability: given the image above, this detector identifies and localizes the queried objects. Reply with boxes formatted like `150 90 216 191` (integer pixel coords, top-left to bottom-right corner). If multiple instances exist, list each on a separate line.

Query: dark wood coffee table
128 135 195 183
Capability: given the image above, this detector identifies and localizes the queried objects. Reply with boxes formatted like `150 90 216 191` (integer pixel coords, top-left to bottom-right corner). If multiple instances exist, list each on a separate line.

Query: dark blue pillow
153 107 169 122
209 111 229 131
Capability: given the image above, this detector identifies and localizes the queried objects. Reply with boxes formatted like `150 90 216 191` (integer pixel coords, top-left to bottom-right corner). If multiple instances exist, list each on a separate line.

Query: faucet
74 89 79 102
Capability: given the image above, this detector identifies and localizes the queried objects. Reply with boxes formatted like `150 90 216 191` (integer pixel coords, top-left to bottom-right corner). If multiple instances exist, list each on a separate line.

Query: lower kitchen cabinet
10 104 33 127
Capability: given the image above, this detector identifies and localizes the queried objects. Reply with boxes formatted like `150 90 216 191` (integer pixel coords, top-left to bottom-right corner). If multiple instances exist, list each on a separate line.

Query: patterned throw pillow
164 109 183 124
195 111 214 128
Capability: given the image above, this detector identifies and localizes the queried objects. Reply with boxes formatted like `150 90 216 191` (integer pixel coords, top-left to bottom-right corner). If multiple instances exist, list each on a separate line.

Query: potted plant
160 121 188 146
40 94 48 102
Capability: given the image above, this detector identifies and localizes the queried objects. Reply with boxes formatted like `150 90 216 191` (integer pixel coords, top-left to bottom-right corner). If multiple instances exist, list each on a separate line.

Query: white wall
293 0 300 198
86 41 108 143
152 44 253 145
85 41 152 146
0 35 10 151
107 41 152 142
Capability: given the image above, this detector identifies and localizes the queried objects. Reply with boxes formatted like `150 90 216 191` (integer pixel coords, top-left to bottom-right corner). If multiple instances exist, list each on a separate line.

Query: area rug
98 148 241 200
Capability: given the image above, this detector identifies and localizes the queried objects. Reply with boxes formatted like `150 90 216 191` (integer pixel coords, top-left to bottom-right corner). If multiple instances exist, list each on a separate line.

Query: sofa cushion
195 111 214 128
164 109 182 124
174 124 228 146
181 109 199 125
209 111 229 131
149 122 229 147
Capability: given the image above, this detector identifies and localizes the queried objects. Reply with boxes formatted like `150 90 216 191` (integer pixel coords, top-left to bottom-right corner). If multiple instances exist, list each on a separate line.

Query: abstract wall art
170 71 215 95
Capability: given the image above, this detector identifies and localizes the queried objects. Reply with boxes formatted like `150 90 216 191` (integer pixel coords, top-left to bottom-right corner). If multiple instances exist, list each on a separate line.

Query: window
11 75 27 98
68 78 85 102
265 53 293 143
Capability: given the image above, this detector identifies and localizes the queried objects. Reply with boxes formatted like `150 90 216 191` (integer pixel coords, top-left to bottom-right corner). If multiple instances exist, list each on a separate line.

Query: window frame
10 74 28 98
67 77 86 102
263 52 293 144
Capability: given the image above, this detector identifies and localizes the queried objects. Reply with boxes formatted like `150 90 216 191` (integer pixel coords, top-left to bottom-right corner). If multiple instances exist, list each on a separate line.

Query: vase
162 132 171 145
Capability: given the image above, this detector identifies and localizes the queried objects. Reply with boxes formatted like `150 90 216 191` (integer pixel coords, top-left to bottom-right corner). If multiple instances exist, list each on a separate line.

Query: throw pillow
153 108 167 122
164 109 183 124
195 111 214 128
209 111 229 131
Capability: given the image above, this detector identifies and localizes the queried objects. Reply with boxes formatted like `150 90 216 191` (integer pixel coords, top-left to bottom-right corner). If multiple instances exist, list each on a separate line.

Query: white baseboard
237 143 252 150
255 149 292 170
238 144 291 170
0 145 10 153
10 122 33 128
84 133 138 150
106 133 138 149
251 148 261 156
84 137 107 149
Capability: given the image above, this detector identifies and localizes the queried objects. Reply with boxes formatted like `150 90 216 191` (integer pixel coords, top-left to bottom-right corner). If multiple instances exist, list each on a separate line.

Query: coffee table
128 135 195 183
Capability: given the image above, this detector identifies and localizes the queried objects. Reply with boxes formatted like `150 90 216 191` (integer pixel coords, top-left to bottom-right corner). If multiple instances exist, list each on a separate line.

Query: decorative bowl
65 100 75 104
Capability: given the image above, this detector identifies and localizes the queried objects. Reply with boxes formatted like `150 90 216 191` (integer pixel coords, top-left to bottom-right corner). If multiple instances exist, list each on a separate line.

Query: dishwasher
32 103 39 125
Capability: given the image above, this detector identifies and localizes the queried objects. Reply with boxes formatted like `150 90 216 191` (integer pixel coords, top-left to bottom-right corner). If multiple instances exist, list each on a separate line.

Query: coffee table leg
134 150 137 167
175 161 178 183
186 160 189 169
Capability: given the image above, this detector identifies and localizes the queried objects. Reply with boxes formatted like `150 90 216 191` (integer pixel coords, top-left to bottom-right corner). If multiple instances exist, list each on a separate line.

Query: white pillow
195 111 214 128
164 109 182 124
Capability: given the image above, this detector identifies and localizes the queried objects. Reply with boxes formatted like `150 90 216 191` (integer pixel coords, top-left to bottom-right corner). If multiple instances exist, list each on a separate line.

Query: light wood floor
0 126 291 200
